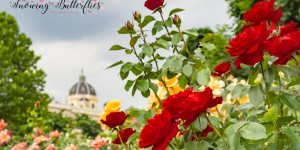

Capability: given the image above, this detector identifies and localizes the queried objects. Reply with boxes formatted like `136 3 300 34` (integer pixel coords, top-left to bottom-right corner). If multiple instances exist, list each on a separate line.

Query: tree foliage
0 12 50 134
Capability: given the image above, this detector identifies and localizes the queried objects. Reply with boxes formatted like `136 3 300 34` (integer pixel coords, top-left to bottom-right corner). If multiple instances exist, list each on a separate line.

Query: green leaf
142 45 154 57
127 132 140 143
183 28 198 37
130 36 139 47
196 69 210 86
131 83 137 96
157 39 171 49
141 89 150 97
169 8 185 16
125 80 135 91
141 15 155 28
248 68 259 85
262 105 278 122
201 43 216 51
109 45 126 51
179 74 188 89
248 85 264 107
231 84 248 99
240 122 267 140
165 17 173 27
281 126 300 143
192 116 207 131
118 26 135 34
120 71 129 80
106 60 123 69
121 63 133 73
136 80 149 92
171 33 181 45
184 141 208 150
264 67 275 85
149 82 158 92
280 93 300 110
182 64 193 77
152 21 164 35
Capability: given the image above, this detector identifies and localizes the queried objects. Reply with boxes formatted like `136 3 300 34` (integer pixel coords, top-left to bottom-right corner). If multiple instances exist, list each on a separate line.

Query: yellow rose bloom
157 75 180 88
100 100 121 122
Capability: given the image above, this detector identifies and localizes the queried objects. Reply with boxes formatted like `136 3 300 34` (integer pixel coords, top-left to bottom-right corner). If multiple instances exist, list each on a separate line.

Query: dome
69 71 96 96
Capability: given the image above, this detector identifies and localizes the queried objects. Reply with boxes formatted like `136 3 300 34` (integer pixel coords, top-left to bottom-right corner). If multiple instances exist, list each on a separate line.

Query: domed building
48 70 101 121
67 71 98 109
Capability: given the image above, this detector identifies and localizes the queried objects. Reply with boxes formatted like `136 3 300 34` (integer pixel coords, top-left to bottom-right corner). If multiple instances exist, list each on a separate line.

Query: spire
79 69 86 82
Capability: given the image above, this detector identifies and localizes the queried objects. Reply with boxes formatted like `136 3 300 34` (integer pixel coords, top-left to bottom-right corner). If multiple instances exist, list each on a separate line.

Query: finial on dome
79 69 86 82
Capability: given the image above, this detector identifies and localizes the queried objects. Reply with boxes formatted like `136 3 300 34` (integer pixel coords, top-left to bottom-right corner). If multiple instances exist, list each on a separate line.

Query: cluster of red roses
227 0 300 69
100 111 135 144
139 88 223 149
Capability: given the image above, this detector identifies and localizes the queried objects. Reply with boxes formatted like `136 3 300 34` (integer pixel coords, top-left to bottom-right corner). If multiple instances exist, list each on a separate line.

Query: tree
0 12 50 134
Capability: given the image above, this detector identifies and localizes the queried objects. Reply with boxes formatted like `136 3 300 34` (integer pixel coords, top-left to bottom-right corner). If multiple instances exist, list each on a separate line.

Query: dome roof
69 71 96 96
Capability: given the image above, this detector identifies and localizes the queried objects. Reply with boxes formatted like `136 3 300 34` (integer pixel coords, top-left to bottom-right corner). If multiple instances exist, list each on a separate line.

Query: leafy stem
130 33 162 105
205 114 229 146
177 27 195 60
158 10 179 53
137 24 171 96
259 61 270 108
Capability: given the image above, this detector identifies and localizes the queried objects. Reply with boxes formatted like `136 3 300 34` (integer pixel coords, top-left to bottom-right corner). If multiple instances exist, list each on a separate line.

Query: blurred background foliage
0 12 101 138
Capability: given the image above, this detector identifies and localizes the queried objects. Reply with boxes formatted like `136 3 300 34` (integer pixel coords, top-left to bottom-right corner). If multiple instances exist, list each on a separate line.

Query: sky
0 0 232 111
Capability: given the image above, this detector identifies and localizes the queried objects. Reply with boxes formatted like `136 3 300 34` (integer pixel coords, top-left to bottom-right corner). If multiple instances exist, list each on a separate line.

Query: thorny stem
214 106 225 128
259 62 271 108
158 10 179 54
137 25 171 96
130 33 162 105
178 27 193 58
205 114 229 146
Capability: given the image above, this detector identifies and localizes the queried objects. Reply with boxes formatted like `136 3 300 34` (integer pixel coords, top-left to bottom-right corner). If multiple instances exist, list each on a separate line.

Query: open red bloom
162 87 223 127
100 111 129 128
227 22 273 69
280 22 299 36
212 62 231 77
139 111 179 150
112 128 136 144
144 0 164 11
263 29 300 65
243 0 282 25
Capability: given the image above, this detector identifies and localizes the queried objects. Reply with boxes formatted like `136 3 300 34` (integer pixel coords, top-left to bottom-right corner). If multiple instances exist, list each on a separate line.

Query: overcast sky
0 0 232 111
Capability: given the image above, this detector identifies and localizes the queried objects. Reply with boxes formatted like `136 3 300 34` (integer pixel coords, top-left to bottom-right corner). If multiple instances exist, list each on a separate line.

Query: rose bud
172 14 181 28
125 21 134 30
133 11 141 23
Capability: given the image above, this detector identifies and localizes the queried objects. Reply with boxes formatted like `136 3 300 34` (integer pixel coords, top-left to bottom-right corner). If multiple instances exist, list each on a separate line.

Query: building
48 71 101 121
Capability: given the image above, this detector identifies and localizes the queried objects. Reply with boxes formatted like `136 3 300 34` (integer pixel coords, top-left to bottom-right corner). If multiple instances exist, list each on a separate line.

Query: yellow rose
157 75 180 88
100 100 121 122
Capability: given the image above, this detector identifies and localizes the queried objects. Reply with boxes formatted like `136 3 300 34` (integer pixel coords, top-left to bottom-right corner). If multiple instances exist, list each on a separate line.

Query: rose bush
106 0 300 149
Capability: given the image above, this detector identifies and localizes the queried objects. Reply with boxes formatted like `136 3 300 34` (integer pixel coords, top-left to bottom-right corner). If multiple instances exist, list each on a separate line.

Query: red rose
144 0 164 11
100 111 129 128
280 22 299 36
227 22 273 69
139 111 179 150
263 30 300 65
162 88 223 127
243 0 282 25
212 62 231 77
112 128 136 144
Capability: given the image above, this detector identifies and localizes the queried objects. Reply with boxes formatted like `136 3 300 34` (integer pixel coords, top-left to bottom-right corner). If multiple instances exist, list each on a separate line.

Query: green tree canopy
0 12 50 134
